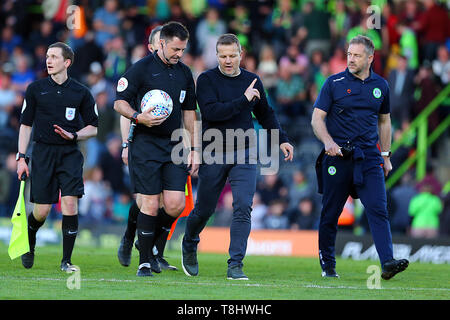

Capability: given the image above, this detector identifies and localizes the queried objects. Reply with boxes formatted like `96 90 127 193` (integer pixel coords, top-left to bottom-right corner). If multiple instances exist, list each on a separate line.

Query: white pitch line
3 276 450 292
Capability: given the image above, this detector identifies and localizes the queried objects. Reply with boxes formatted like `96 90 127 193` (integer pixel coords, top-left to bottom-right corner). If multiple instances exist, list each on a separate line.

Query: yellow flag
8 180 29 260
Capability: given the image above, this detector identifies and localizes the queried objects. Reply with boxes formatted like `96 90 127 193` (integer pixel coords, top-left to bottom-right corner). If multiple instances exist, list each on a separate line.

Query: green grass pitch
0 242 449 300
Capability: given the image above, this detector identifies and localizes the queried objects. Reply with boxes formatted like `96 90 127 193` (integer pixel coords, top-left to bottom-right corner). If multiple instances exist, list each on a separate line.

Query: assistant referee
17 42 98 272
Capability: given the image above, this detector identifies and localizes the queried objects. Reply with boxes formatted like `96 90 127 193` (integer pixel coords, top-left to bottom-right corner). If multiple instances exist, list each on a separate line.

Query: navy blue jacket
314 68 390 149
196 67 289 149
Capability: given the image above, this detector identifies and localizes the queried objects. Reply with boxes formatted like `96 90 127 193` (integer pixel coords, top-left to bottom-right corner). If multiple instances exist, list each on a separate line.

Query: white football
140 89 173 118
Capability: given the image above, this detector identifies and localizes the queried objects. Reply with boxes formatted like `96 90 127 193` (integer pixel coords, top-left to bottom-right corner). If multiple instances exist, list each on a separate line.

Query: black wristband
131 112 140 124
72 132 78 141
191 146 200 151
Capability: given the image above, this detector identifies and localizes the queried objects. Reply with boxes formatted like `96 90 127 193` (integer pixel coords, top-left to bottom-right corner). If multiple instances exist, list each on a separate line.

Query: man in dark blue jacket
181 34 293 280
311 35 409 280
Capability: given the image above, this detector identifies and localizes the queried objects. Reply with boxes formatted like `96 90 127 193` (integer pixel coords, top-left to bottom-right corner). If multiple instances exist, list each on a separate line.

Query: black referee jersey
115 51 196 139
20 76 99 144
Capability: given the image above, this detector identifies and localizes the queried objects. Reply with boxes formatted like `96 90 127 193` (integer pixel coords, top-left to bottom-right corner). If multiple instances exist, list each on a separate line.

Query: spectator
104 36 128 83
214 190 233 227
415 164 443 197
396 23 419 70
0 25 22 55
409 184 443 238
415 0 449 62
251 192 267 230
413 62 440 132
329 0 351 46
439 181 450 237
0 152 19 217
79 166 113 225
0 71 15 128
112 192 132 224
432 45 450 85
10 53 35 93
279 44 308 76
388 55 416 125
390 171 417 234
196 7 226 68
257 173 288 206
263 199 289 229
99 134 127 197
301 1 331 59
275 64 307 118
228 2 251 50
93 0 121 48
28 19 57 50
257 45 279 99
71 31 105 82
328 46 347 74
288 197 318 230
288 169 313 210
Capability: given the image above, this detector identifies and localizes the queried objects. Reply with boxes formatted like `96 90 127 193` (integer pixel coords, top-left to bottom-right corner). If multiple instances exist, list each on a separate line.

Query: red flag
167 176 194 240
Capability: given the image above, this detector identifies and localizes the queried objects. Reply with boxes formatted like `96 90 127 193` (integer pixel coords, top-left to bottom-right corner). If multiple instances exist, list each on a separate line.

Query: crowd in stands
0 0 449 238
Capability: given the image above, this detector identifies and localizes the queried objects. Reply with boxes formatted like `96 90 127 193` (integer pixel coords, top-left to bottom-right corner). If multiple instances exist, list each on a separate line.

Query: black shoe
382 259 409 280
21 251 34 269
321 268 340 278
181 241 198 276
117 236 133 267
227 265 248 280
60 261 78 273
157 256 178 271
149 255 161 273
136 263 154 277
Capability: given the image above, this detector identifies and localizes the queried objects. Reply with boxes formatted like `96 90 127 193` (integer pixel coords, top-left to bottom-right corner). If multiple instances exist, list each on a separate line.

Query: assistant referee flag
8 180 29 260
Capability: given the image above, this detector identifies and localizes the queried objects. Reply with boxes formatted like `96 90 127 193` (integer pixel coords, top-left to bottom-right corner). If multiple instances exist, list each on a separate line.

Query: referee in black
114 21 198 277
17 42 98 272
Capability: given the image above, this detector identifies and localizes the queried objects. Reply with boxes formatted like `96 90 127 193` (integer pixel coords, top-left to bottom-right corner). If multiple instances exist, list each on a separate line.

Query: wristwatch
16 152 26 161
381 151 392 157
122 142 128 149
131 112 140 124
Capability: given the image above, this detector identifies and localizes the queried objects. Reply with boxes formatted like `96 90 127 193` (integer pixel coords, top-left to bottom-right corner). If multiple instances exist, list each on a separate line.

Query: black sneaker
382 259 409 280
149 255 161 273
60 261 78 273
158 257 178 271
227 265 248 280
21 251 34 269
117 236 133 267
321 268 340 278
181 241 198 276
136 263 154 277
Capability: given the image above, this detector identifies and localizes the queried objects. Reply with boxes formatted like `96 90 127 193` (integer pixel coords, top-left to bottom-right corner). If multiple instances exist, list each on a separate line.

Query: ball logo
373 88 382 99
328 166 337 175
117 77 128 92
141 89 173 118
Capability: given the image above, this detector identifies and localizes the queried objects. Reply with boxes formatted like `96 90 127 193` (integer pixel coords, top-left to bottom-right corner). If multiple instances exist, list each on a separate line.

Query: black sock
61 215 78 263
124 200 139 241
153 208 176 254
28 212 45 253
137 212 156 266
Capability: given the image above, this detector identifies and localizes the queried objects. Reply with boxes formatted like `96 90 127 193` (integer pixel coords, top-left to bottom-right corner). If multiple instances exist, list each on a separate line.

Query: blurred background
0 0 449 246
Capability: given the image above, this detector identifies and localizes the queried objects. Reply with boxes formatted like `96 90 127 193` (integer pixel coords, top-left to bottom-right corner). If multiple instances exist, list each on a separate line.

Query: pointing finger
248 78 257 88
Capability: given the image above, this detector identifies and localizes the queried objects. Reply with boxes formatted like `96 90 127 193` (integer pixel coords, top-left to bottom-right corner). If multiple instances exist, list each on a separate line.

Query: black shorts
30 142 84 204
129 133 188 195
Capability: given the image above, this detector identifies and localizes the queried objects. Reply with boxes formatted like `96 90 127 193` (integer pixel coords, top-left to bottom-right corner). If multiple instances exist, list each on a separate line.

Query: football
140 89 173 118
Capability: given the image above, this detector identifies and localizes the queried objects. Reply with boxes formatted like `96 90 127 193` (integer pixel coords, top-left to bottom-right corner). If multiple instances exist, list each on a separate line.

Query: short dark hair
149 25 162 46
216 33 241 53
160 21 189 42
348 35 374 56
48 42 75 67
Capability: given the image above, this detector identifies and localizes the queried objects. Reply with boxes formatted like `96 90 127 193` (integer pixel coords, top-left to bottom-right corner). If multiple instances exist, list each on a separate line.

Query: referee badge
179 90 186 103
373 88 382 99
117 77 128 92
65 107 76 121
328 166 337 176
